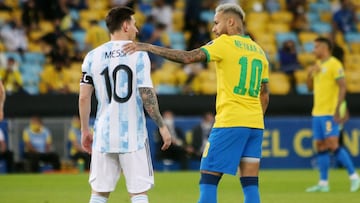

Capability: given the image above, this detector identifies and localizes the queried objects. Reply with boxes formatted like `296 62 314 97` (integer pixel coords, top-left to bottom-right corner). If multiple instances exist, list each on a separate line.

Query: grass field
0 169 359 203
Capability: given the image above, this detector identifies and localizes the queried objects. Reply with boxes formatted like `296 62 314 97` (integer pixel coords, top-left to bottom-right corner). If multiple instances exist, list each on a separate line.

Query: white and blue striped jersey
80 40 153 153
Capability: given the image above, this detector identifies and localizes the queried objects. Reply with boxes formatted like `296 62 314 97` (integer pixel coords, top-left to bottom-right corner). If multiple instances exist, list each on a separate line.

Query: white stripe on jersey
81 40 153 153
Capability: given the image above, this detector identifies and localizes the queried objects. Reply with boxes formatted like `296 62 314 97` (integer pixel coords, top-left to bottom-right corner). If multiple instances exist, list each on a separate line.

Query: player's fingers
161 141 171 151
123 43 136 54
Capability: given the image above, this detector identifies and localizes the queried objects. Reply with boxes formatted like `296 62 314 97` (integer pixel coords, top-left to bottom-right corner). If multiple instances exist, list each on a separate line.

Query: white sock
131 194 149 203
89 194 108 203
319 180 328 186
349 173 359 180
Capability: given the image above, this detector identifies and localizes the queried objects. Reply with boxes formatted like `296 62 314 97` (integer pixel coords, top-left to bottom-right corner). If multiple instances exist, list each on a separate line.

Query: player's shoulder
328 56 343 68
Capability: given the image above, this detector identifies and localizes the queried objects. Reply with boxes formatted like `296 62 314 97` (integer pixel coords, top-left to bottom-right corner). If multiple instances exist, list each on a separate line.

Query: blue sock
334 147 355 175
197 173 221 203
89 194 108 203
240 177 260 203
317 151 330 181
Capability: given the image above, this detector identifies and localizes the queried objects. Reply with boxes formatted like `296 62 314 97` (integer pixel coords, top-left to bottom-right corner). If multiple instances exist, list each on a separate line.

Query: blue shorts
312 116 339 140
200 127 263 175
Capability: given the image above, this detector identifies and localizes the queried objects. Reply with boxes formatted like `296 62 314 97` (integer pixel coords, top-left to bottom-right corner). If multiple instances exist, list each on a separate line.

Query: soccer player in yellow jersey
124 3 269 203
306 37 360 193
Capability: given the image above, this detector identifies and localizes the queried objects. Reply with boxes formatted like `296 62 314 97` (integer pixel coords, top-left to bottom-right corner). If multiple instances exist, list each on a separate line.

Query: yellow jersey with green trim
200 34 269 129
312 56 345 116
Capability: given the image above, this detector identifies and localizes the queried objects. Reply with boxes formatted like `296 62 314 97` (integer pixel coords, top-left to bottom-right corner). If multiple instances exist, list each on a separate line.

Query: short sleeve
262 60 270 83
200 35 226 62
333 61 345 80
80 53 94 85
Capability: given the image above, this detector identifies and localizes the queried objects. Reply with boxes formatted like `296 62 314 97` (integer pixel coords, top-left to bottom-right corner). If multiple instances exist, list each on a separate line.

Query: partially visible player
306 37 360 192
124 3 269 203
79 6 172 203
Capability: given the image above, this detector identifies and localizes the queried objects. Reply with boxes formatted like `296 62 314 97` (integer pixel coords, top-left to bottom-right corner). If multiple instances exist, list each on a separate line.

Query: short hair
105 6 135 34
315 37 333 51
215 3 245 21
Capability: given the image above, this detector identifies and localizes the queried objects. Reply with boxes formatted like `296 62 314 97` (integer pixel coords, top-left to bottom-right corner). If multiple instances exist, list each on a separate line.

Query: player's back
82 41 152 153
201 35 269 129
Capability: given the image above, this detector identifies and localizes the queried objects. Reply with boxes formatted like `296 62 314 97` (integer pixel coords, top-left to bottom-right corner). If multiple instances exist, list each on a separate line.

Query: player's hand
123 42 149 54
334 109 341 124
81 129 93 154
0 110 4 121
308 64 320 76
159 126 172 151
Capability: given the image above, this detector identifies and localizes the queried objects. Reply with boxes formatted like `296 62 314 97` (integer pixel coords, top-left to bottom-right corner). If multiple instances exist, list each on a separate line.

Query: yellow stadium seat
246 22 267 34
267 22 290 33
0 41 4 52
191 68 217 95
345 70 360 93
298 32 319 44
254 33 276 45
270 11 294 23
79 10 101 21
27 42 42 52
319 11 332 23
350 43 360 53
0 11 11 23
173 10 184 32
344 54 360 70
269 72 291 95
298 53 316 68
246 12 270 24
294 69 308 85
39 20 55 33
88 0 109 10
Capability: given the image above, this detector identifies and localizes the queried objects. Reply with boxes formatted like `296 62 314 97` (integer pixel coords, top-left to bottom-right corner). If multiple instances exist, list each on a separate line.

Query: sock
317 151 330 182
131 194 149 203
89 194 108 203
240 177 260 203
334 147 356 175
197 173 221 203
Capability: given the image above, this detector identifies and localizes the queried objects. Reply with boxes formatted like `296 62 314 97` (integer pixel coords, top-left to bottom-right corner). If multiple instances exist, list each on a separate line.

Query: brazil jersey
200 34 269 129
312 56 345 116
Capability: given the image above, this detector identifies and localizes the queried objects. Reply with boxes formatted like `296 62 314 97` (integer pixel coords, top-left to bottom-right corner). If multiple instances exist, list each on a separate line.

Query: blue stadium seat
306 12 320 22
72 30 87 52
302 42 314 53
276 32 299 49
345 32 360 43
169 32 186 50
310 22 332 34
200 10 215 22
23 52 46 65
22 71 40 95
5 52 22 64
309 2 331 13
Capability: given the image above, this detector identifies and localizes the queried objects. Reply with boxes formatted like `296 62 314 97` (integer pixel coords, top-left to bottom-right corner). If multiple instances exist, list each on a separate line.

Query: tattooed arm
139 87 171 150
124 43 207 64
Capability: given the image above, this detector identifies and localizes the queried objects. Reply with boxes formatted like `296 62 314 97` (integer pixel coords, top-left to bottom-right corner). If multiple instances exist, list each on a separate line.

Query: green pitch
0 169 358 203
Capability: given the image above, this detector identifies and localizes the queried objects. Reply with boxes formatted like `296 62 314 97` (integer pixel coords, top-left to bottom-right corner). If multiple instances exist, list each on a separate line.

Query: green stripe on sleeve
200 47 210 62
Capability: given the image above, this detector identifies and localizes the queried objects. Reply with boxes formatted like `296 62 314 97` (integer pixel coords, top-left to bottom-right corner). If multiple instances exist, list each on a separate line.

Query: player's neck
319 54 331 62
110 33 132 41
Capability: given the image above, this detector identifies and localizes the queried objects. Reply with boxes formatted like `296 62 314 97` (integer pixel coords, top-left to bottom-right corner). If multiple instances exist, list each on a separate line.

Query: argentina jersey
81 41 153 153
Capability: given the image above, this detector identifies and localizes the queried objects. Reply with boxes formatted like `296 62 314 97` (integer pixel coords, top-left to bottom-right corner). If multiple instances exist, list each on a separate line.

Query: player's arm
260 82 269 114
334 78 346 123
0 80 5 121
139 87 171 150
123 42 207 64
78 84 94 154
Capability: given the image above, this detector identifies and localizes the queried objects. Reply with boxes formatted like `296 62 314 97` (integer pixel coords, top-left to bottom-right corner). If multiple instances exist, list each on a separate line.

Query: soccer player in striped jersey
305 37 360 192
79 7 172 203
124 3 269 203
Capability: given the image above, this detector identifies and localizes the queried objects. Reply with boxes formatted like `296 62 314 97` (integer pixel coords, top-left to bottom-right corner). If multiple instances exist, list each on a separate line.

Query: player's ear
123 21 129 32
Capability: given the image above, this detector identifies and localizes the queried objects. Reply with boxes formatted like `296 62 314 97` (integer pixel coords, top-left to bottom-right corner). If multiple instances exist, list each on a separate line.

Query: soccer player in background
78 7 172 203
306 37 360 192
124 3 269 203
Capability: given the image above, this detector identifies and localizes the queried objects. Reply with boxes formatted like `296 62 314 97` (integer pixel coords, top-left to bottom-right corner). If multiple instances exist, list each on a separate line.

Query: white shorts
89 142 154 194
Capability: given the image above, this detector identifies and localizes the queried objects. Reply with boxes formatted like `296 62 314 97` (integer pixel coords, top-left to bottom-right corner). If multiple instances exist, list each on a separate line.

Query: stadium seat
319 11 332 23
302 42 314 53
344 32 360 43
22 73 40 95
267 22 290 34
298 32 319 44
268 72 291 95
200 10 215 23
87 0 108 10
276 32 298 48
71 30 87 52
270 11 293 23
0 11 11 25
344 54 360 70
173 10 185 32
23 52 46 65
246 12 270 24
39 20 55 33
79 9 101 21
309 2 331 13
306 12 320 22
5 52 22 64
297 53 316 68
294 69 311 94
350 43 360 53
345 70 360 93
310 22 332 34
168 32 186 50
